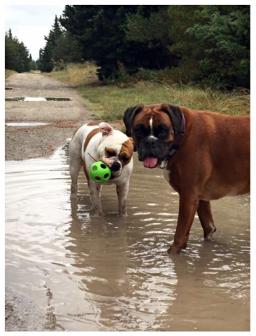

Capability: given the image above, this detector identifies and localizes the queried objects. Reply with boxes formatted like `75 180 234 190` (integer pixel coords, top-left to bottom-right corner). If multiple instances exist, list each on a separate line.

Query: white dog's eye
105 148 117 157
119 154 129 163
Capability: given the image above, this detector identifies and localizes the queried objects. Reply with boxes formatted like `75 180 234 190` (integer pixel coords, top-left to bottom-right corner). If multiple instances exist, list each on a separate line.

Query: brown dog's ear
123 105 143 136
161 104 183 135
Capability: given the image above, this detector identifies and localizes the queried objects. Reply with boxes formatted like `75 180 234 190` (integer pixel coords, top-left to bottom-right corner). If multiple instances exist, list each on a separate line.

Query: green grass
78 82 250 120
48 63 250 121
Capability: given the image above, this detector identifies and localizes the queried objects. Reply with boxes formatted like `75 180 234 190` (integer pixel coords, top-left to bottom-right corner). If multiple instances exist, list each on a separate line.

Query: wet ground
5 144 250 331
5 72 91 161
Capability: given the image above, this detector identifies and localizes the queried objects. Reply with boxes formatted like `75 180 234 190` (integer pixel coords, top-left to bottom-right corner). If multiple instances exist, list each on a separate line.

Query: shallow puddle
5 97 71 102
6 122 50 127
5 145 250 331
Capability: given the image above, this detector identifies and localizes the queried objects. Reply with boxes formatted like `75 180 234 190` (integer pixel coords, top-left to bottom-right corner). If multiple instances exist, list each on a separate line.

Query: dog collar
160 111 186 169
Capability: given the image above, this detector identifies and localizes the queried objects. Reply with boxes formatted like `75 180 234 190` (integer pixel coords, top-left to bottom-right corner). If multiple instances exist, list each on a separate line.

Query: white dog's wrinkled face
97 122 134 178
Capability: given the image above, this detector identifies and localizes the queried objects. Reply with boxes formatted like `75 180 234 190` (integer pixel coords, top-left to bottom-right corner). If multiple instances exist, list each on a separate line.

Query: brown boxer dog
123 104 250 254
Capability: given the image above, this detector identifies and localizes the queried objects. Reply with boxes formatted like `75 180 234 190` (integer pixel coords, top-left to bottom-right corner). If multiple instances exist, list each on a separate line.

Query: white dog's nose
111 161 121 172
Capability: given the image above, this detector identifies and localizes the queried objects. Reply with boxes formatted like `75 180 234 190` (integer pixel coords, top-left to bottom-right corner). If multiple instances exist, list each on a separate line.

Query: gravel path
5 72 93 160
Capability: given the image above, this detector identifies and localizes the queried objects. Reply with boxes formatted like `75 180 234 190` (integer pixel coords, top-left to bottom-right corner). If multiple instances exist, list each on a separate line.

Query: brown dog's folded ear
123 105 143 136
161 104 184 135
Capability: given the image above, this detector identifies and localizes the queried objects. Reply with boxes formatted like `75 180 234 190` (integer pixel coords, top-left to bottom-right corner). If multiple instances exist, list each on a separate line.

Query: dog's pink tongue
143 157 158 168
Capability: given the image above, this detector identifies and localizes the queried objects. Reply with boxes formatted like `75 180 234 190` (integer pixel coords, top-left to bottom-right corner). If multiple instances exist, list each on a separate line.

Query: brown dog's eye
134 124 150 137
154 124 169 139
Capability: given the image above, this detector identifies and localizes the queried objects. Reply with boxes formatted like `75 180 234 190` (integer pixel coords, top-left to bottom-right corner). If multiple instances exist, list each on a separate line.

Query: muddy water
5 145 250 331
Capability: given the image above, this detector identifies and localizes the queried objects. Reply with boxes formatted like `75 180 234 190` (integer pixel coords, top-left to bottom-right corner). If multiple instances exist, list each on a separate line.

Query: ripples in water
5 146 250 331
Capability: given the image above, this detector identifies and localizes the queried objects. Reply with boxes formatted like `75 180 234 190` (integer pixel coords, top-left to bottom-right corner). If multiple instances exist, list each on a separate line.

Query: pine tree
38 16 63 72
5 29 31 72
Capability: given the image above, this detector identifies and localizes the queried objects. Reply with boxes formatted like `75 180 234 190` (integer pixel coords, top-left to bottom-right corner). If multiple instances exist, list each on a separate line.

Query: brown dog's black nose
111 161 121 172
146 137 158 148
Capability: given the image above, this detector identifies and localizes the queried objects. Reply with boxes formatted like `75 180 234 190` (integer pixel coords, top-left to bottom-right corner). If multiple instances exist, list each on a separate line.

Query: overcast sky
5 4 65 60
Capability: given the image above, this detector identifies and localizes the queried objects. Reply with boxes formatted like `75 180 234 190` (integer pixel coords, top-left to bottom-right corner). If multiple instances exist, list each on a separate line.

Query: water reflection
5 145 250 331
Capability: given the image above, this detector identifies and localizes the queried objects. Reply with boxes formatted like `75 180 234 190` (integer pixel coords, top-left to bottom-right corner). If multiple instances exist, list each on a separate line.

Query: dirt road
5 72 92 160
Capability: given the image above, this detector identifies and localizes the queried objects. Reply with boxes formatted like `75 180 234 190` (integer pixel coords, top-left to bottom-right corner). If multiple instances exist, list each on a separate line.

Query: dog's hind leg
69 141 82 195
197 200 216 240
70 160 82 195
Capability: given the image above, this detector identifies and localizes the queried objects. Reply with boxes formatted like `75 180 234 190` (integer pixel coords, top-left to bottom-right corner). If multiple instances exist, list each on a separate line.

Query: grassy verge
48 63 250 121
5 69 16 79
48 63 98 87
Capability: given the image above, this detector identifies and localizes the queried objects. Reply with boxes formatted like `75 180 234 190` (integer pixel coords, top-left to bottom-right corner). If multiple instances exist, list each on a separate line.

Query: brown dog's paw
167 240 188 254
167 244 181 254
204 225 216 240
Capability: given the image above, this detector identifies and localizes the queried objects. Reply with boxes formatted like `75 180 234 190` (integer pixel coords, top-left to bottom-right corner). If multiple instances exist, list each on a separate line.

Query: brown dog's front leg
168 195 199 254
197 200 216 239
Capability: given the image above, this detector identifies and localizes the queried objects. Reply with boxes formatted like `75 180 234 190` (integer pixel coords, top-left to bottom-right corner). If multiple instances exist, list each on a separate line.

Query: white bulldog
69 122 134 216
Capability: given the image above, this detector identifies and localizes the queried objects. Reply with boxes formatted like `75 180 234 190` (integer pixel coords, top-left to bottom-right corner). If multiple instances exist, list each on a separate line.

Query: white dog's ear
99 122 114 136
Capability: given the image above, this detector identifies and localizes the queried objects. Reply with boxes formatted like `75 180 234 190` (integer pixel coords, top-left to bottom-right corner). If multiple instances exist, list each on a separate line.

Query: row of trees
59 5 250 89
5 29 36 72
7 5 250 89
